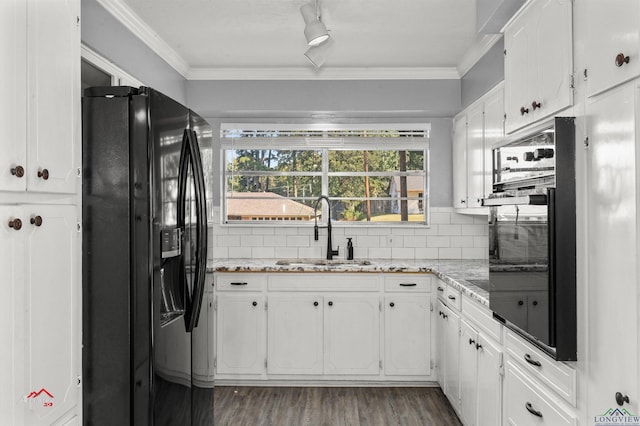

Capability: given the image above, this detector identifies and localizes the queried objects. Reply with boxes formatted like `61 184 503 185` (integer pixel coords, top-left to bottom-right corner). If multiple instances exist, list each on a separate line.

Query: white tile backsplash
208 207 488 260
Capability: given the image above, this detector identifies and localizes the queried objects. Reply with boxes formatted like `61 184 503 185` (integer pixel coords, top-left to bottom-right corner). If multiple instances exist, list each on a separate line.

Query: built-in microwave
482 117 576 361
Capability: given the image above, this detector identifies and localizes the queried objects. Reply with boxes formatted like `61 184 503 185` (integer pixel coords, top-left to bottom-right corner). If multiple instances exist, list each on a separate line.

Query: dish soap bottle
346 238 354 260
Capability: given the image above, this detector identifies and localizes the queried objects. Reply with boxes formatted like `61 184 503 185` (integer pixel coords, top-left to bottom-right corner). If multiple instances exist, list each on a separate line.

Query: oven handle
481 194 547 206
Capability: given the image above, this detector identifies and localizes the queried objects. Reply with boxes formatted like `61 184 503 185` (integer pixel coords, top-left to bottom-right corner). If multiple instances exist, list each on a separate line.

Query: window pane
329 199 425 222
328 150 424 172
227 149 322 173
226 193 316 222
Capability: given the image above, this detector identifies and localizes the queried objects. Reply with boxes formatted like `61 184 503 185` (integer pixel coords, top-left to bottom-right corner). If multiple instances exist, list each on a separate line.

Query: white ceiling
104 0 501 79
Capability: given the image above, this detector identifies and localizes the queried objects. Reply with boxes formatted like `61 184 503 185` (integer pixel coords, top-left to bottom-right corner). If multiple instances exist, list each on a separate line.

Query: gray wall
461 37 505 109
186 80 459 207
81 0 187 103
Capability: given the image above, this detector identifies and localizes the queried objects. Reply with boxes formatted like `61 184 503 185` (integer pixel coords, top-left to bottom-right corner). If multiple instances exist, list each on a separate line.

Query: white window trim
81 44 143 87
220 123 431 227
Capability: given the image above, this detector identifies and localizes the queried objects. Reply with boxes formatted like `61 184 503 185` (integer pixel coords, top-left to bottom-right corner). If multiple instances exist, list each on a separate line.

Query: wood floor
214 386 462 426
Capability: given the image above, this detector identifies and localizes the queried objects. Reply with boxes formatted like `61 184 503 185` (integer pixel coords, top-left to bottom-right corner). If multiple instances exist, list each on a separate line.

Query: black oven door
485 190 554 347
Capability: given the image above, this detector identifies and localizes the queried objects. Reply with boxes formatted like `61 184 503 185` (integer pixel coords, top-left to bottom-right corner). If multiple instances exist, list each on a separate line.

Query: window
221 124 430 225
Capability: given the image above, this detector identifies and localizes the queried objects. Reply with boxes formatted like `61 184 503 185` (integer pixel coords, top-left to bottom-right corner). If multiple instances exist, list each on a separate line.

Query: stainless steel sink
275 258 372 266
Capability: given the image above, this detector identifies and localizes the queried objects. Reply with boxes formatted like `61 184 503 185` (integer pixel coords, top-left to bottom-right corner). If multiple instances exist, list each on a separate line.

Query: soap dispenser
346 238 354 260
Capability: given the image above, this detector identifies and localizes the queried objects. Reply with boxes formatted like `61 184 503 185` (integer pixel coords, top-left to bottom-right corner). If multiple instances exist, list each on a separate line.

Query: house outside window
221 124 430 226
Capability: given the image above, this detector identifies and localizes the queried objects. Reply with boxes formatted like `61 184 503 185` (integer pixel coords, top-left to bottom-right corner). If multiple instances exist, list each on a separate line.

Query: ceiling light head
300 2 329 46
305 36 335 68
304 20 329 46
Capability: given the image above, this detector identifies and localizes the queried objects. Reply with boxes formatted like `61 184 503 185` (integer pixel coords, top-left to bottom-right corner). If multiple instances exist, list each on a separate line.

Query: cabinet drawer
384 274 432 292
215 273 266 291
505 330 576 406
268 274 379 292
461 295 502 343
445 286 461 311
504 360 577 426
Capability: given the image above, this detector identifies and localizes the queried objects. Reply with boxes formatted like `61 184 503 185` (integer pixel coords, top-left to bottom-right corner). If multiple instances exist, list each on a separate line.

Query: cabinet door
384 295 431 376
586 83 639 416
532 0 573 121
216 294 265 375
453 114 468 208
476 333 502 426
483 85 504 196
267 294 323 375
0 206 26 425
586 0 640 97
192 292 213 382
459 320 478 426
324 295 380 375
26 0 80 194
442 304 461 409
504 8 532 134
24 204 80 425
436 300 446 388
0 0 27 192
466 103 485 208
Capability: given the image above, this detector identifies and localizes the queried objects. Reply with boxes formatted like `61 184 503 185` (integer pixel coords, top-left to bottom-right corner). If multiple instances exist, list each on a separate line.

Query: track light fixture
300 1 329 46
304 36 335 68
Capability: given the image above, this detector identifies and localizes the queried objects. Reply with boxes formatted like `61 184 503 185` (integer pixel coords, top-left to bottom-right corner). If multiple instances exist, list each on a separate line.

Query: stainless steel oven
483 117 576 361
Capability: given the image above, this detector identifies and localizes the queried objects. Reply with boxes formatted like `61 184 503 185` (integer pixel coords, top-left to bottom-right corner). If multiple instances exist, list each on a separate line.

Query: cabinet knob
518 300 524 306
531 101 542 110
30 215 43 227
389 302 395 307
615 53 630 67
10 165 25 178
448 295 456 300
437 286 444 292
328 301 333 306
313 301 319 307
460 199 466 204
442 313 448 319
469 338 475 345
532 300 538 306
8 218 22 230
252 301 257 307
615 392 630 406
476 343 483 351
520 106 529 116
37 168 49 180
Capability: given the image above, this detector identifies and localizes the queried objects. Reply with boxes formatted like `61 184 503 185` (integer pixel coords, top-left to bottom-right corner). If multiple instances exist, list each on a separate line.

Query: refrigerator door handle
177 129 193 330
184 129 208 332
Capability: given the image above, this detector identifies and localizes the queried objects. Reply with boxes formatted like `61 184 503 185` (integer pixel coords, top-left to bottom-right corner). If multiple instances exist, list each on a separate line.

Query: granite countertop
208 258 489 307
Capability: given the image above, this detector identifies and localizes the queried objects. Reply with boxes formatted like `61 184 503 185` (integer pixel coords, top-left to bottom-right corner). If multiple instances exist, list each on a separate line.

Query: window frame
220 123 431 227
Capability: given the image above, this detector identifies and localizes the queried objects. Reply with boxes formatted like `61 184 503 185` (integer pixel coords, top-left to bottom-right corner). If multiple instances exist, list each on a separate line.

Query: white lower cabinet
475 333 502 426
215 293 266 376
384 295 431 376
0 204 81 426
504 360 577 426
459 320 478 425
324 295 380 375
214 272 433 382
267 294 323 375
438 300 461 409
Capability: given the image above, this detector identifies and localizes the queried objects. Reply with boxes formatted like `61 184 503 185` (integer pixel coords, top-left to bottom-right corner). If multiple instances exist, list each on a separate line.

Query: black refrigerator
82 86 213 425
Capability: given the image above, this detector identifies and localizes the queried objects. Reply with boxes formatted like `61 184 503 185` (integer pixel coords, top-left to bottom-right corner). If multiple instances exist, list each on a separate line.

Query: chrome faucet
314 195 339 260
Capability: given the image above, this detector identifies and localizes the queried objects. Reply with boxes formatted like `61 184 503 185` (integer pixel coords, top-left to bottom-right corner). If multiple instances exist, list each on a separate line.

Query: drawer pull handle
448 295 456 300
615 392 630 406
525 402 543 418
524 353 542 367
399 283 417 287
230 282 248 286
437 286 444 292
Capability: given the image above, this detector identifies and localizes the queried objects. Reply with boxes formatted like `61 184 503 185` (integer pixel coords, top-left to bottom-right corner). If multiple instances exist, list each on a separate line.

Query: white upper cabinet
466 102 485 208
453 114 468 208
586 0 640 97
0 0 80 194
453 83 504 212
504 0 573 134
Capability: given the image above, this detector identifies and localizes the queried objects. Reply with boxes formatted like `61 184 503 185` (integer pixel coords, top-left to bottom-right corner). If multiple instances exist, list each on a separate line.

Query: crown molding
186 67 461 81
95 0 190 77
456 34 503 78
